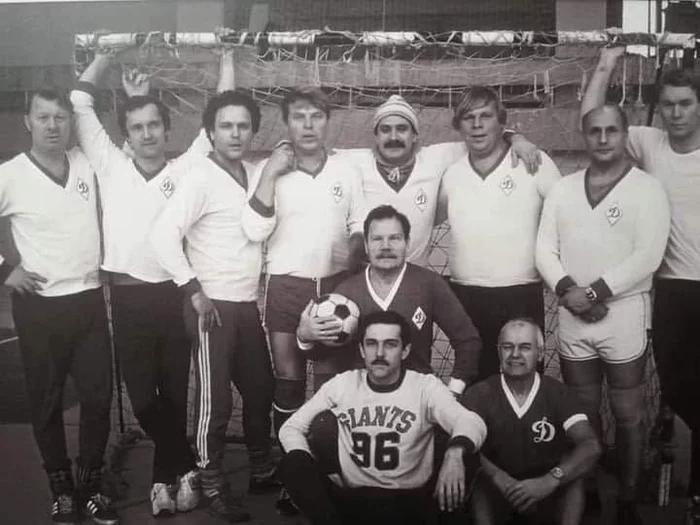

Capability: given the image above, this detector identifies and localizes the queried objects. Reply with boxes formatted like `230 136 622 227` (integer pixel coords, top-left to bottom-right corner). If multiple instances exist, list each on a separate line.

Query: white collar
365 263 407 311
500 373 541 419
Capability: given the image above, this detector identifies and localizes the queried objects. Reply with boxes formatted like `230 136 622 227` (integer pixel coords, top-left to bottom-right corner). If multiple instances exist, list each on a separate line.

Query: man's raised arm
580 46 626 126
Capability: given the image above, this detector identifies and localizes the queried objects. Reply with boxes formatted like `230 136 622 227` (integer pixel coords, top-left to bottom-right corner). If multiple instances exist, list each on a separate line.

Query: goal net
76 28 694 474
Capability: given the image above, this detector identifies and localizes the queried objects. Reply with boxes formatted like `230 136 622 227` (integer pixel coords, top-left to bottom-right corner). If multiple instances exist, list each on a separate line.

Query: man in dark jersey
462 318 601 525
297 204 482 394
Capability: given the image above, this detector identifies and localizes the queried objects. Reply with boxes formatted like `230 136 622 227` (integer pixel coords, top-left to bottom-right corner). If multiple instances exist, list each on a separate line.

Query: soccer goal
75 28 694 456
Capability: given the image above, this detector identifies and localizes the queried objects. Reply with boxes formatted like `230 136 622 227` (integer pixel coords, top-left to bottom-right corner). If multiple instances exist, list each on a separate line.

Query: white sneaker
176 470 200 512
150 483 176 517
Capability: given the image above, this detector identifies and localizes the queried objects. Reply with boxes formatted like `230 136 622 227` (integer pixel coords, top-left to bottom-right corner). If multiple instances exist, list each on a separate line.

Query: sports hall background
0 0 694 502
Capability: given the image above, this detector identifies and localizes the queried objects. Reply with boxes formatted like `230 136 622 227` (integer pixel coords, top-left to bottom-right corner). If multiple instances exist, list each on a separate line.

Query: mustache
384 140 405 149
372 359 390 366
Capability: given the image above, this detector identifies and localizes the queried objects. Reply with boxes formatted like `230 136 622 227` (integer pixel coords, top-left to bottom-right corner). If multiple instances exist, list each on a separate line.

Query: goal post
79 29 693 482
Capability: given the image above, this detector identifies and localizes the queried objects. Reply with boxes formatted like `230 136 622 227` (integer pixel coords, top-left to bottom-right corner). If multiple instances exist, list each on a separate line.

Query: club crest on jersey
500 174 515 196
412 307 427 330
76 177 90 201
331 182 343 203
531 417 556 443
414 188 427 212
606 202 622 226
160 177 175 199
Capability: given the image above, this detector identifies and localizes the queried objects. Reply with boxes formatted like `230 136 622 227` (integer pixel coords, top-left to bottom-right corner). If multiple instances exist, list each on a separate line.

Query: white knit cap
373 95 419 133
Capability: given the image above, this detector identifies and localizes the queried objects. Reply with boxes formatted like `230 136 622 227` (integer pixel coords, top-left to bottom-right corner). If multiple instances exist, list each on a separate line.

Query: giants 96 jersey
279 369 486 489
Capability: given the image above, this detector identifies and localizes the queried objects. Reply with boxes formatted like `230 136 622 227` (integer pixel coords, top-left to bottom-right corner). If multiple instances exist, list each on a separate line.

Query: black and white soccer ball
309 293 361 347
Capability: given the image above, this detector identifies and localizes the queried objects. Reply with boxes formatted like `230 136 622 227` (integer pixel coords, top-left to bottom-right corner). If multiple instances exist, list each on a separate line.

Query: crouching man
278 310 487 525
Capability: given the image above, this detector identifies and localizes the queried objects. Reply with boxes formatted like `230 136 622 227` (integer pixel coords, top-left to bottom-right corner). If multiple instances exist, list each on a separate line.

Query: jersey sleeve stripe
563 413 588 432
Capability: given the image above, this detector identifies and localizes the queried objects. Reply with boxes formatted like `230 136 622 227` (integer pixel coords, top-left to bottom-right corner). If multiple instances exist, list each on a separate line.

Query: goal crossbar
75 29 698 51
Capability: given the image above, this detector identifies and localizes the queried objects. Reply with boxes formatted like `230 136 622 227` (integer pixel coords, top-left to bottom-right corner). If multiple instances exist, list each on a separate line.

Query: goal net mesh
76 29 694 490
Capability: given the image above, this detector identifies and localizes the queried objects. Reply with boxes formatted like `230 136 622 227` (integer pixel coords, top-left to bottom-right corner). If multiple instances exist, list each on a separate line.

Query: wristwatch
548 466 564 481
584 287 598 302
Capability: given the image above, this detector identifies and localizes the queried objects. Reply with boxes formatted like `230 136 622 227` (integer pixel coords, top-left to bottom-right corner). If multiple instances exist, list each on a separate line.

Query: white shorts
557 293 650 364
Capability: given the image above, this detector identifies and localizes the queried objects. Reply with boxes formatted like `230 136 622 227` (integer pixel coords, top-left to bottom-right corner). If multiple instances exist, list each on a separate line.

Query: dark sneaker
52 493 79 524
275 488 299 516
84 493 120 525
248 469 281 495
206 492 251 523
616 500 644 525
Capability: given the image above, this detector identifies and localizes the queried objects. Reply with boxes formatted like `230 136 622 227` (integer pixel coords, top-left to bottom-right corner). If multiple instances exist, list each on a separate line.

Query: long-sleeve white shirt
70 86 211 283
279 369 487 490
265 151 366 278
0 149 101 296
536 166 670 300
151 156 275 302
343 142 466 267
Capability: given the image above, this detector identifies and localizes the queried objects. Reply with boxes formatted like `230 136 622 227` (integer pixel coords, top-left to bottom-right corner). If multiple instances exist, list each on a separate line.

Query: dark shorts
263 272 348 333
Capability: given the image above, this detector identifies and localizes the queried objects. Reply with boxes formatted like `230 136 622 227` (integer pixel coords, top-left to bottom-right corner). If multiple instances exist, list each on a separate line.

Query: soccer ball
309 293 361 347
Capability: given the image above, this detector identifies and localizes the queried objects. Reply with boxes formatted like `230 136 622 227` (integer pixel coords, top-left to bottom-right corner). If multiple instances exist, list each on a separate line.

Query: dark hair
358 310 411 348
202 89 261 136
118 95 171 136
281 87 331 122
363 205 411 240
581 104 629 133
658 68 700 102
452 86 507 129
26 88 73 115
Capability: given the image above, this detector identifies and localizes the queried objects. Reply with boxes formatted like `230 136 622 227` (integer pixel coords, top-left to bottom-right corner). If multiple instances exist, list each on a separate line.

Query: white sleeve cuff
447 377 467 395
563 413 588 432
297 337 315 352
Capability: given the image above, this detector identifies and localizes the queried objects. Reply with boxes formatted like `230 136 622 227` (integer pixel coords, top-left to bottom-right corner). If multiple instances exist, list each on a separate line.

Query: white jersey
70 87 211 283
439 148 562 287
151 156 275 302
626 126 700 281
536 166 670 300
279 369 486 490
0 150 101 296
265 151 366 278
344 142 466 267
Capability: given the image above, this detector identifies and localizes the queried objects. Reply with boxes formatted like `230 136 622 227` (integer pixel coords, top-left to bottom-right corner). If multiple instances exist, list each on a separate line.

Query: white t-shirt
439 148 562 287
70 87 211 283
536 166 670 300
0 150 101 296
279 369 486 490
344 142 466 267
151 157 275 302
626 126 700 281
265 151 366 278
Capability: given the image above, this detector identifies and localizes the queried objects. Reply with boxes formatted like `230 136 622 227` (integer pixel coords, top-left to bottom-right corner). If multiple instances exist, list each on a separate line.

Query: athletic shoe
51 493 79 524
150 483 176 517
248 467 281 495
84 493 120 525
616 500 643 525
176 470 200 512
687 495 700 525
205 491 251 523
275 488 299 516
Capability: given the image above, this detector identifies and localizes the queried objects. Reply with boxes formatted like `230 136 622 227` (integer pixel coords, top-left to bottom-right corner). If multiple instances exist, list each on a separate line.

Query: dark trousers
12 288 112 472
186 299 274 475
653 278 700 495
111 282 195 484
450 282 545 380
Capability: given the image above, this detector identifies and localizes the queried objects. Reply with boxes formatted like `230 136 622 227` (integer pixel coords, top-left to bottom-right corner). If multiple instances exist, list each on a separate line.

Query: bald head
581 104 629 134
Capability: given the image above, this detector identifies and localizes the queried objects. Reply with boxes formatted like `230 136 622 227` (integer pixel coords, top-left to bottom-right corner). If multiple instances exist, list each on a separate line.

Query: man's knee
273 378 305 412
309 410 340 474
608 384 645 429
